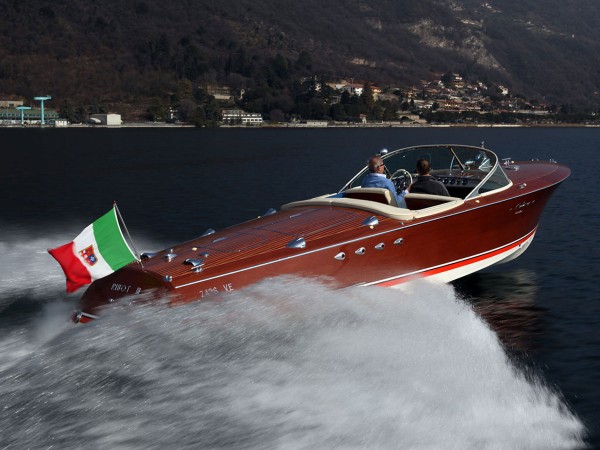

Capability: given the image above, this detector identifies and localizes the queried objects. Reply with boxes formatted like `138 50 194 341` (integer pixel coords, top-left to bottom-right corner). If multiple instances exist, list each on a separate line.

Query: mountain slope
1 0 599 116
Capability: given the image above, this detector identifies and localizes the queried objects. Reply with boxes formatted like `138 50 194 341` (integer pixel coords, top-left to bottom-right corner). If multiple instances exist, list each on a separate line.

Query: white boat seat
281 192 463 221
282 195 414 221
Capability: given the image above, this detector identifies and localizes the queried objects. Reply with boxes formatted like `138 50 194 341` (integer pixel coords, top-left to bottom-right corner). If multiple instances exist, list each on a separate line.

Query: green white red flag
48 207 137 293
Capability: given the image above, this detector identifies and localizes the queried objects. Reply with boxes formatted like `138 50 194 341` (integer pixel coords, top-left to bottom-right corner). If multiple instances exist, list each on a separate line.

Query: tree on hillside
295 51 313 72
360 81 375 113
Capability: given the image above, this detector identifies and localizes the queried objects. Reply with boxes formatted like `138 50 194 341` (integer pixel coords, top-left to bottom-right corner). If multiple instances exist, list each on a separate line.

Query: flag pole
113 201 143 268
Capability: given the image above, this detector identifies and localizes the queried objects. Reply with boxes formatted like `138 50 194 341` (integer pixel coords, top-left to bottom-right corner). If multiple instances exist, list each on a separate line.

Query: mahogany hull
76 159 569 322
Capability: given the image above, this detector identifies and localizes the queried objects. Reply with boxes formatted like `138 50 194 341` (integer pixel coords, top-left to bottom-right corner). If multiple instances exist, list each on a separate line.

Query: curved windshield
341 144 510 200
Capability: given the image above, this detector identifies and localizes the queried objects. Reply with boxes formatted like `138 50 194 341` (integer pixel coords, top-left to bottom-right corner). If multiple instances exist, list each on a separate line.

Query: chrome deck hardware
184 258 205 268
287 237 306 249
362 216 379 227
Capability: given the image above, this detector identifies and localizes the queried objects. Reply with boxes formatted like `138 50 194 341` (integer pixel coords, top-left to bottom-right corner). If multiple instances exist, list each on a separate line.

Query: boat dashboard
429 169 484 198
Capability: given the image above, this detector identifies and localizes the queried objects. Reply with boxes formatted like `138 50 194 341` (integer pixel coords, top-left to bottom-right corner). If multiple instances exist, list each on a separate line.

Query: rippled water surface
1 127 598 448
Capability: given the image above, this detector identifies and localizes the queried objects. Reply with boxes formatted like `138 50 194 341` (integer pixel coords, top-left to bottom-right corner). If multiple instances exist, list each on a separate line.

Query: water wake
0 276 585 449
0 236 69 301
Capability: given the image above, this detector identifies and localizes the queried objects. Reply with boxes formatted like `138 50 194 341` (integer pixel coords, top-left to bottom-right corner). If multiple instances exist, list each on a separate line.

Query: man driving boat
362 156 408 208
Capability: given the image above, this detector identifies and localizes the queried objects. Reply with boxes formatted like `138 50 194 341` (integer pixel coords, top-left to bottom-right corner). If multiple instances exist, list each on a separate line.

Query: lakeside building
0 100 24 108
221 109 263 125
90 113 122 126
0 105 61 126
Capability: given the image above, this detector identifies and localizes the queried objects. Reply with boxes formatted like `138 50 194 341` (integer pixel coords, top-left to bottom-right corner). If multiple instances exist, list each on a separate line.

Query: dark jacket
409 175 450 196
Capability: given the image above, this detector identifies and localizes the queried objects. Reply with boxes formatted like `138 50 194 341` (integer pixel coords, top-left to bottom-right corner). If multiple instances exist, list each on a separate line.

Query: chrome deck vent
164 253 177 261
393 238 404 245
362 216 379 227
335 252 346 260
287 237 306 249
355 247 366 255
184 259 205 273
184 258 205 268
201 228 216 237
141 252 159 260
375 243 385 251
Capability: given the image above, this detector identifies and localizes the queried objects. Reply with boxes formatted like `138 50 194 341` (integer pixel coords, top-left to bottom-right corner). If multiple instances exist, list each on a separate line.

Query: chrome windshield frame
340 144 511 199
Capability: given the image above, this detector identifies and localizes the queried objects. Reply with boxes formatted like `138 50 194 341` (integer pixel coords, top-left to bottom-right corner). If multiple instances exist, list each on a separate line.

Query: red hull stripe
48 242 92 293
376 227 537 287
78 312 99 323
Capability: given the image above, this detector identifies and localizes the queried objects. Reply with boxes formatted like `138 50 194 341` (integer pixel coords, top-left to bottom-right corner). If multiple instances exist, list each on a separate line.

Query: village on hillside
0 72 591 127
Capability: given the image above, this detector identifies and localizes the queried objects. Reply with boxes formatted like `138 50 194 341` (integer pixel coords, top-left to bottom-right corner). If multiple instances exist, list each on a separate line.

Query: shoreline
2 121 600 129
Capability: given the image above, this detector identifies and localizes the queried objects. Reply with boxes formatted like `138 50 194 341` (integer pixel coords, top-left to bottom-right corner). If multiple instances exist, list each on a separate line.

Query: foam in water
0 236 69 301
0 273 585 449
0 230 163 303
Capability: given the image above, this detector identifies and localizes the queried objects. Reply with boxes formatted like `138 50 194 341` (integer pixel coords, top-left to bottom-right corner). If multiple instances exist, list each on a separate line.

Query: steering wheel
390 169 413 192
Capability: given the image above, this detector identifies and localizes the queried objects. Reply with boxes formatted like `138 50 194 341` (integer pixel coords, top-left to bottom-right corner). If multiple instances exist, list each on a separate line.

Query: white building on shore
221 109 263 126
90 113 122 126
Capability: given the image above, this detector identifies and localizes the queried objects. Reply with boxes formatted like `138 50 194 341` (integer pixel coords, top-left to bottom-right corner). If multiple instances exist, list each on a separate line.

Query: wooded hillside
1 0 599 120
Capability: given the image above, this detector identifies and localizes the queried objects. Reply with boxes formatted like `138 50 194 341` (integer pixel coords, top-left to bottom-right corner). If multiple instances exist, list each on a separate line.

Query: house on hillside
0 100 24 108
341 83 364 96
206 85 235 101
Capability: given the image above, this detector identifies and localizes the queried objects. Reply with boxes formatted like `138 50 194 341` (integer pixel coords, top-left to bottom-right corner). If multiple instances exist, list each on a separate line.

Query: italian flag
48 207 137 293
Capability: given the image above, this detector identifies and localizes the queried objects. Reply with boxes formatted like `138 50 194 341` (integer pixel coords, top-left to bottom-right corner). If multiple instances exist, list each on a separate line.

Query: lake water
0 127 598 448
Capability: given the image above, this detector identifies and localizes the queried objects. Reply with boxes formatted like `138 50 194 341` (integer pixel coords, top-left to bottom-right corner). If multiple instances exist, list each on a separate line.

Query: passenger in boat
409 159 451 196
362 156 408 208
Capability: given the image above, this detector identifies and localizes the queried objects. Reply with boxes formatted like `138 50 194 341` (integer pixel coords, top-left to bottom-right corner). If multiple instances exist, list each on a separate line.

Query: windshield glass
341 145 508 199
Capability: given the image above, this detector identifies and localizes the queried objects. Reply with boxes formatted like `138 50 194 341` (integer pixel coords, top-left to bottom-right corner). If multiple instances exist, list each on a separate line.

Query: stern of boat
74 265 169 322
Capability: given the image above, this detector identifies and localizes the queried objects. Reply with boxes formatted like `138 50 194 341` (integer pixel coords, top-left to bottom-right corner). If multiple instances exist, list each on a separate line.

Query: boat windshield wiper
448 146 466 171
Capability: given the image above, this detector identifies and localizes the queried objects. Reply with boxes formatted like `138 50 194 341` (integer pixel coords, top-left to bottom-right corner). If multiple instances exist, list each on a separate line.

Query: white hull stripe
371 227 537 287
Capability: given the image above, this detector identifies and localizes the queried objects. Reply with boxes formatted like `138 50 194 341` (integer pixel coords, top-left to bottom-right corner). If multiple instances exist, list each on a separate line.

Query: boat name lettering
199 283 234 298
513 200 536 215
200 287 219 298
111 283 132 293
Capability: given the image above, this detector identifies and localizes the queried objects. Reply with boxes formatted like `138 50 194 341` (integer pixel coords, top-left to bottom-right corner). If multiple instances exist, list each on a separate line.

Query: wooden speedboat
73 144 570 323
